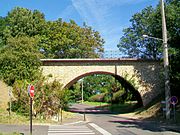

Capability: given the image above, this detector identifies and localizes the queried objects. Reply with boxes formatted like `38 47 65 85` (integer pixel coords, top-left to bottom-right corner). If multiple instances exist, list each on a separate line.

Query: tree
118 0 180 97
69 74 134 103
2 7 104 59
39 20 104 58
118 0 179 59
0 17 7 48
5 7 46 38
34 79 69 118
118 6 162 59
0 36 42 86
11 77 69 118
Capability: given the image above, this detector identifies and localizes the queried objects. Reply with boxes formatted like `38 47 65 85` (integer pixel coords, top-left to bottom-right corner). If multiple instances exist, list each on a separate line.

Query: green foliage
0 36 42 86
69 75 119 102
118 6 162 59
69 73 139 104
68 83 82 102
11 78 69 118
0 17 7 48
88 93 106 102
6 7 46 37
12 80 29 115
38 20 104 58
0 6 105 119
33 78 70 118
83 101 109 106
1 7 104 59
0 132 21 135
83 74 119 98
112 90 125 104
118 0 180 98
109 102 137 113
170 52 180 97
118 0 179 60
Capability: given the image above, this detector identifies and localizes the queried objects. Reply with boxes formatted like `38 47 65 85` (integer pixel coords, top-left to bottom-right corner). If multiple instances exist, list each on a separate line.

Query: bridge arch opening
64 71 143 107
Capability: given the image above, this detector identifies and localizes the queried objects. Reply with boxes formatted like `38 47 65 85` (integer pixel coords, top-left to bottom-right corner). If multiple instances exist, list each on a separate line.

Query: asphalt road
86 113 180 135
0 103 179 135
69 103 180 135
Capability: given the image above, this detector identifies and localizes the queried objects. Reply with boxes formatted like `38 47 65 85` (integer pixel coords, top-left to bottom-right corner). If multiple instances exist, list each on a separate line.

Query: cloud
58 5 75 19
71 0 146 50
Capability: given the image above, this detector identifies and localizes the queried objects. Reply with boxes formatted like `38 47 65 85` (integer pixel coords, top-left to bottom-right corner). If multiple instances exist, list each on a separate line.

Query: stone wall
41 59 164 106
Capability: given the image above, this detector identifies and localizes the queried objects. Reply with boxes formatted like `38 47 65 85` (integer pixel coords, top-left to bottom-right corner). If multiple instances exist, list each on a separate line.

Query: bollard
83 112 86 121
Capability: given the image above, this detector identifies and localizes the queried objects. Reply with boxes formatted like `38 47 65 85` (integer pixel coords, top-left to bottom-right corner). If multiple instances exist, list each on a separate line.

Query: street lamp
142 35 163 41
161 0 171 120
143 33 171 119
142 0 171 120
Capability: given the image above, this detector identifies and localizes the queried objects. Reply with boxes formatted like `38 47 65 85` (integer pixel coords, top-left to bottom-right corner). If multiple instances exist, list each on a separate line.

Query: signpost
28 85 35 135
170 96 178 121
8 87 12 116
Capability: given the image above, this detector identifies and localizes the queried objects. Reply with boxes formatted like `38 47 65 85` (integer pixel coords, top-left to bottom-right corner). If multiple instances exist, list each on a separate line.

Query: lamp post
161 0 170 120
143 33 171 120
81 79 84 103
143 0 171 120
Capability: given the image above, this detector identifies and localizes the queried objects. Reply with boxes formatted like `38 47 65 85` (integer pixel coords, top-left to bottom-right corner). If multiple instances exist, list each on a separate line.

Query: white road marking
48 125 95 135
88 123 112 135
62 121 85 125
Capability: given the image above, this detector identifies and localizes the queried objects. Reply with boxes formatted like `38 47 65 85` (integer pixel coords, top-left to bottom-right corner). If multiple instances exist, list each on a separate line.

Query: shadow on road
108 115 180 133
68 102 138 114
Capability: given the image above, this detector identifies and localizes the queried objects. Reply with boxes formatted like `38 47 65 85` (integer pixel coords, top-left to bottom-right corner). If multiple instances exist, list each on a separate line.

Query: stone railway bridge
41 58 164 106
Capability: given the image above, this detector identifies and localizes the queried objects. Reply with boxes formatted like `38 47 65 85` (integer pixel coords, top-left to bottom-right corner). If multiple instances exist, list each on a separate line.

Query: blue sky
0 0 159 50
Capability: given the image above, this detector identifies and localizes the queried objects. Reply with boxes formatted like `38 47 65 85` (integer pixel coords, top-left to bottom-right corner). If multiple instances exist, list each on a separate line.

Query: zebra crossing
48 125 96 135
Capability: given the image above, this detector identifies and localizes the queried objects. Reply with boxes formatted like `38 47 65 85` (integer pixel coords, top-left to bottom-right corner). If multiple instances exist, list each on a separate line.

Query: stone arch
64 71 143 106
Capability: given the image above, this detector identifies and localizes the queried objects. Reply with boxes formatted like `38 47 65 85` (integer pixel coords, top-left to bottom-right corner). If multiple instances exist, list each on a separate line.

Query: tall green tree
69 74 131 103
0 36 42 86
118 0 179 59
5 7 46 38
118 6 162 59
2 7 104 59
0 17 7 48
39 20 104 58
118 0 180 97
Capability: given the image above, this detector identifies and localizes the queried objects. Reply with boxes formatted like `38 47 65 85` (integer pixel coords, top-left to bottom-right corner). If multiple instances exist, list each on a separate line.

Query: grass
0 81 9 109
108 101 138 113
0 132 21 135
82 101 109 106
118 95 180 125
0 81 77 125
0 108 29 124
0 106 77 125
81 101 138 114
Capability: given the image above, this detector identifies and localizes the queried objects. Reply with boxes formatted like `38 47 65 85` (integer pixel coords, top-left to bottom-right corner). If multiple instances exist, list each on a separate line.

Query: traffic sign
170 96 178 105
29 85 35 98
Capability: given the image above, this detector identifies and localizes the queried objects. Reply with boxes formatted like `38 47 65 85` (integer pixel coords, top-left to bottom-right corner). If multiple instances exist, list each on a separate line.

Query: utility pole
161 0 171 119
81 79 84 103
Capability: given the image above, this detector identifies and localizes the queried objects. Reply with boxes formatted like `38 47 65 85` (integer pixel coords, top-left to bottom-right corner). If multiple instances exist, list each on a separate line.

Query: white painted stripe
48 133 95 135
48 130 91 132
63 121 85 125
48 129 91 131
89 123 112 135
48 125 95 135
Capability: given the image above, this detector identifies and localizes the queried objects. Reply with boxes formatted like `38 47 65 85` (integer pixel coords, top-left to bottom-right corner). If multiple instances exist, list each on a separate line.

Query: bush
11 78 69 118
112 90 126 104
88 93 105 102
